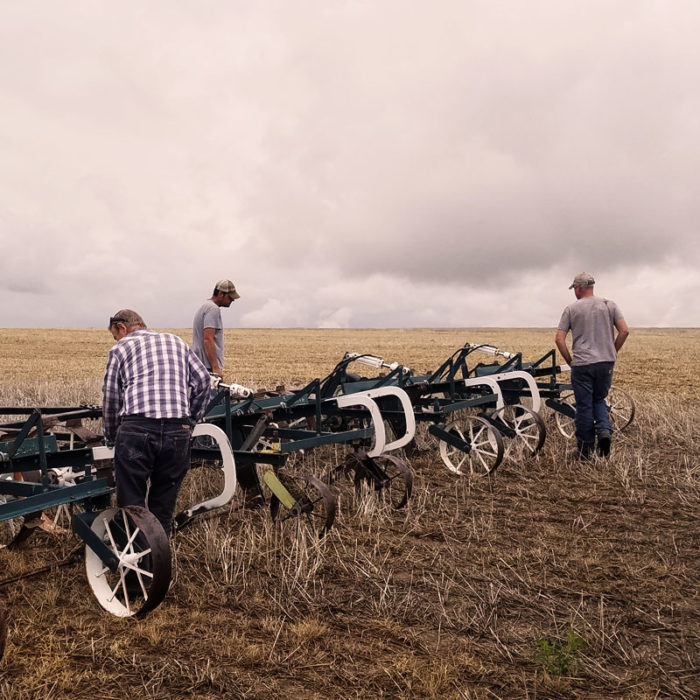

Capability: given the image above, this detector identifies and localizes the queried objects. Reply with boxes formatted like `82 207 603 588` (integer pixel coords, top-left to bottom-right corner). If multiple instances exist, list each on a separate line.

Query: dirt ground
0 329 698 699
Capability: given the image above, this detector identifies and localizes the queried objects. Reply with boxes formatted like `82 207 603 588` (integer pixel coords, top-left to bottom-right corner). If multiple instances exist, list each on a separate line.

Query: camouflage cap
569 272 595 289
215 280 240 299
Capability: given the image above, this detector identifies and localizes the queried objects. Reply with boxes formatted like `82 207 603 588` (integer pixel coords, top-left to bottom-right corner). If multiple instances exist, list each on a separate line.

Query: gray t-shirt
192 300 224 372
558 296 623 366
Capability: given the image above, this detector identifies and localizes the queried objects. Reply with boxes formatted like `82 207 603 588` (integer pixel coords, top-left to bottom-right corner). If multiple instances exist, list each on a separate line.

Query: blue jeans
571 362 614 455
114 417 192 536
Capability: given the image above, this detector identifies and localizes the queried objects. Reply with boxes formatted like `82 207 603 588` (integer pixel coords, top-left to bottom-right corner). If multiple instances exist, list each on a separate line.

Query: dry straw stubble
0 327 698 699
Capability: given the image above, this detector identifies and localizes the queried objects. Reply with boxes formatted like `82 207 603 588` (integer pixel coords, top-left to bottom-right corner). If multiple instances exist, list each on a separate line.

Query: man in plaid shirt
103 309 211 535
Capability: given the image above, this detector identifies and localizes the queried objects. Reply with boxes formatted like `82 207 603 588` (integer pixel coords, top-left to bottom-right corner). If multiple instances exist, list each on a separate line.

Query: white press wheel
491 404 546 459
607 386 635 432
85 506 171 618
554 385 635 439
438 415 504 476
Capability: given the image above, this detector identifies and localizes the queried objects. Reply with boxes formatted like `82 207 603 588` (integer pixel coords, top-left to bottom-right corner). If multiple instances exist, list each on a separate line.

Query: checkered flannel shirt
102 329 211 446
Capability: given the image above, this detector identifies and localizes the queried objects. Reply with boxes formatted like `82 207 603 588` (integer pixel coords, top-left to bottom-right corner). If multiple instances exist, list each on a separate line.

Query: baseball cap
216 280 241 299
569 272 595 289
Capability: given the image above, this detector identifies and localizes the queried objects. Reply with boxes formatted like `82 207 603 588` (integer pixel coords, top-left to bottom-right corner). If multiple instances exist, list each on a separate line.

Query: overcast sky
1 1 698 329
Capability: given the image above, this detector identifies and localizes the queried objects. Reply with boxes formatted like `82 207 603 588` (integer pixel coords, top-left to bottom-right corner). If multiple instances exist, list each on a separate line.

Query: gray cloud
0 1 698 329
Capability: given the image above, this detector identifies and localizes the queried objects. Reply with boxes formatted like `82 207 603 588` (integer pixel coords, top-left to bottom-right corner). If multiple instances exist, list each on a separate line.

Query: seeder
319 346 546 476
0 339 634 660
190 372 417 532
462 343 635 437
0 369 417 652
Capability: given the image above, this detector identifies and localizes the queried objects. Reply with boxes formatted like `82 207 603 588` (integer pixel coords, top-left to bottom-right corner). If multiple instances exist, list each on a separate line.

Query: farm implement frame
1 340 634 661
320 345 547 476
1 375 417 656
461 343 636 437
190 372 417 532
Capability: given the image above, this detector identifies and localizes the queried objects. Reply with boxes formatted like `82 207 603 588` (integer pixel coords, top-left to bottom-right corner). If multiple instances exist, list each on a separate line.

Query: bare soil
0 329 698 699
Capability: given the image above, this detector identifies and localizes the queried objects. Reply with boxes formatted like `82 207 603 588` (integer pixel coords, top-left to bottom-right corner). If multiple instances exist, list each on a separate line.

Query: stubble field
0 328 698 699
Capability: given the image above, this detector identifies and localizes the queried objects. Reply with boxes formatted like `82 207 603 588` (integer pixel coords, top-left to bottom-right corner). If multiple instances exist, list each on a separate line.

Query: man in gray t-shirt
555 272 629 458
192 279 240 382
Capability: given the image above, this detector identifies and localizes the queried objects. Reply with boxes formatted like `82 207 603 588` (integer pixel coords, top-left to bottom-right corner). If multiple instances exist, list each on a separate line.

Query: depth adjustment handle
344 352 410 374
210 375 253 399
465 343 517 360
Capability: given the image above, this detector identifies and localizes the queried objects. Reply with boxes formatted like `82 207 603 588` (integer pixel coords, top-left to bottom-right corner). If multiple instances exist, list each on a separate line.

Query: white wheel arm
483 370 542 413
334 393 386 458
182 423 237 517
459 377 505 410
336 386 415 456
365 386 416 453
93 425 238 519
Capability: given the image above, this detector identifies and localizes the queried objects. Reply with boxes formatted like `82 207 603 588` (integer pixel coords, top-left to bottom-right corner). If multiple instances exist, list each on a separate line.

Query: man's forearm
102 357 121 445
102 400 119 445
189 355 213 422
203 337 221 374
555 332 572 365
615 330 629 352
556 344 572 365
614 320 630 353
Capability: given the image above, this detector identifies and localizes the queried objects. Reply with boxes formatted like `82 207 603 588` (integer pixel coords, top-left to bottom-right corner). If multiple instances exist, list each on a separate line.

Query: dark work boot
573 441 594 461
597 430 612 457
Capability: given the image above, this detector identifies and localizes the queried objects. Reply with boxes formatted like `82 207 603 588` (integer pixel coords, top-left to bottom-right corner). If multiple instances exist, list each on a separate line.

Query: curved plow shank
348 452 413 509
174 423 237 531
85 506 171 618
268 472 337 536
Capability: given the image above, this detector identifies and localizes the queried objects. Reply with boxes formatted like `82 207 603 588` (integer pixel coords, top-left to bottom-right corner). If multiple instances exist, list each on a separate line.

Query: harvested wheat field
0 328 698 699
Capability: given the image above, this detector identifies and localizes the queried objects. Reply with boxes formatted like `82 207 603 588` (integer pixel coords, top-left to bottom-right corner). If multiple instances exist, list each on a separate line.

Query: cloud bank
0 1 698 328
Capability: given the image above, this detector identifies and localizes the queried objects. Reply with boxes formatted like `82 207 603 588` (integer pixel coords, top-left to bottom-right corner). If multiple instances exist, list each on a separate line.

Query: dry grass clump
1 329 699 698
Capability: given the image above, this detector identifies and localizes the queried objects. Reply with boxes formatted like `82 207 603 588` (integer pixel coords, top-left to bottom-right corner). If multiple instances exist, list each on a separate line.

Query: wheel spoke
491 404 545 458
450 449 469 473
129 561 154 579
108 577 125 603
520 432 538 447
474 451 490 471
